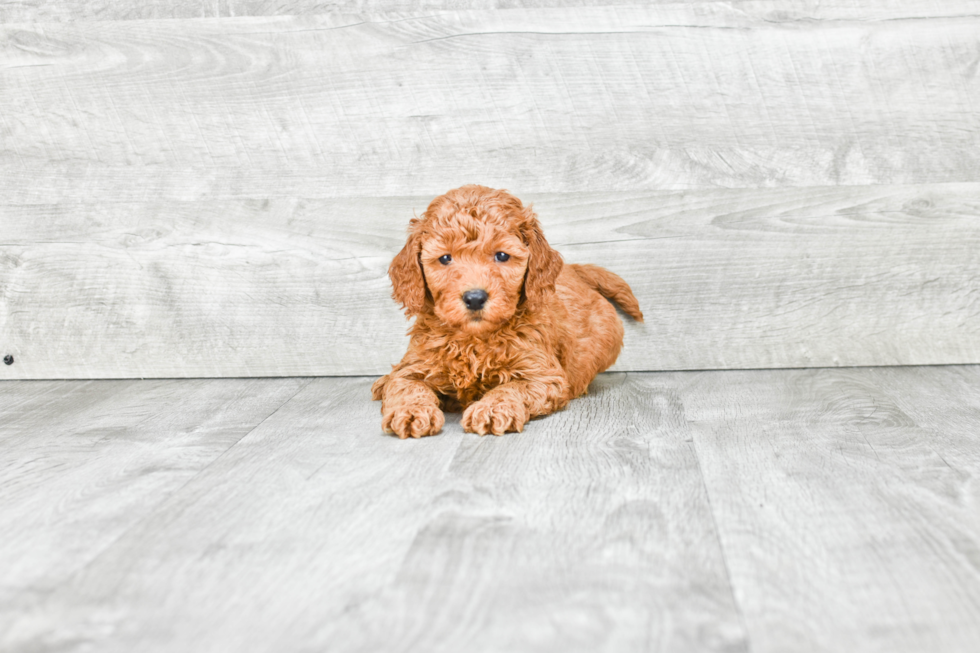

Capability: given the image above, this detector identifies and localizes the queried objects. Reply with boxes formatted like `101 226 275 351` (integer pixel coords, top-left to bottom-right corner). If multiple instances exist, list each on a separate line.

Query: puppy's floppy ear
389 222 427 316
521 207 563 309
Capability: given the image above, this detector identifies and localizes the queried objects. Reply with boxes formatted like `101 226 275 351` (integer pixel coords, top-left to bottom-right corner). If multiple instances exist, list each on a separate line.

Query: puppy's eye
438 254 452 265
494 252 510 263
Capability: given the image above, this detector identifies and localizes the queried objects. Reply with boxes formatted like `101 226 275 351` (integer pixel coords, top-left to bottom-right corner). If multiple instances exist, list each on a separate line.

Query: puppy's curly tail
569 263 644 322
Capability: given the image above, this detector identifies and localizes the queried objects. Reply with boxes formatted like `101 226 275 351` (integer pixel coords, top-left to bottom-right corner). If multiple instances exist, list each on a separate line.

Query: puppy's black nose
462 289 489 311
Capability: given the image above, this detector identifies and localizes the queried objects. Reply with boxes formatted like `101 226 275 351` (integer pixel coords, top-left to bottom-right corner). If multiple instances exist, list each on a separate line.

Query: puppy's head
389 185 563 333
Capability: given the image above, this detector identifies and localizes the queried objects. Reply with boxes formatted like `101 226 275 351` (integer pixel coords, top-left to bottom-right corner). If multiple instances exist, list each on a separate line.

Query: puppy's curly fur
372 185 643 438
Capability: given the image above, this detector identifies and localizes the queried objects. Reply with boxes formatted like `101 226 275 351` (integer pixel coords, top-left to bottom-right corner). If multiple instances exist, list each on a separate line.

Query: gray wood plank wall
2 2 979 378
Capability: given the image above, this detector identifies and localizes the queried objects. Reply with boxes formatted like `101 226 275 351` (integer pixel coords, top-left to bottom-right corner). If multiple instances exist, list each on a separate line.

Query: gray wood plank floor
2 367 978 652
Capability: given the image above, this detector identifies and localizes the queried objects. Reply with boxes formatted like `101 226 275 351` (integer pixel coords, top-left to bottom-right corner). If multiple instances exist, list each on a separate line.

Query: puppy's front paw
382 402 445 439
462 395 531 436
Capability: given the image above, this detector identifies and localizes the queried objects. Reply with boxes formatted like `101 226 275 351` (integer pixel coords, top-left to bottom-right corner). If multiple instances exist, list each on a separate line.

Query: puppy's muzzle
462 289 489 311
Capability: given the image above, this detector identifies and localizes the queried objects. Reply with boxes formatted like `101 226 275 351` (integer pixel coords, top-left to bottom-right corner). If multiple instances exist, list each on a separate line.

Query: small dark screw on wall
3 355 13 365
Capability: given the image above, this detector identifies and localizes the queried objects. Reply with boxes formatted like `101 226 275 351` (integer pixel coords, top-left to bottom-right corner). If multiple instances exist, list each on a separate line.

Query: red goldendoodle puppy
372 185 643 438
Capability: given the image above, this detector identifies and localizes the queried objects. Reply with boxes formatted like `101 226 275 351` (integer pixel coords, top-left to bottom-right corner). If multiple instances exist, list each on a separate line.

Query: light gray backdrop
2 1 979 378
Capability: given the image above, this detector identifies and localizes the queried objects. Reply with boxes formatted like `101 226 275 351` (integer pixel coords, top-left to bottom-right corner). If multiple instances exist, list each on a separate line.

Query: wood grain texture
0 0 669 23
864 366 980 473
329 373 745 652
3 367 979 651
684 366 980 652
6 0 980 25
3 3 980 377
2 3 980 193
2 183 979 378
0 374 747 653
0 377 308 628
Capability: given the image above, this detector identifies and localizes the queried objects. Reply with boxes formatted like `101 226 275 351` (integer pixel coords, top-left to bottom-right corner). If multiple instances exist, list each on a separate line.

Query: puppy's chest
431 343 515 404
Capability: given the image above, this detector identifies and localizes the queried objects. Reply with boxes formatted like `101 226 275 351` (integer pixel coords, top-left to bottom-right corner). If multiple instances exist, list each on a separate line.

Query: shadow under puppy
372 185 643 437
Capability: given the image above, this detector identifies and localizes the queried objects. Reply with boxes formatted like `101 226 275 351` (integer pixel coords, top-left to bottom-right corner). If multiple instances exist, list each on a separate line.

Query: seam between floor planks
3 368 980 651
55 377 319 583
